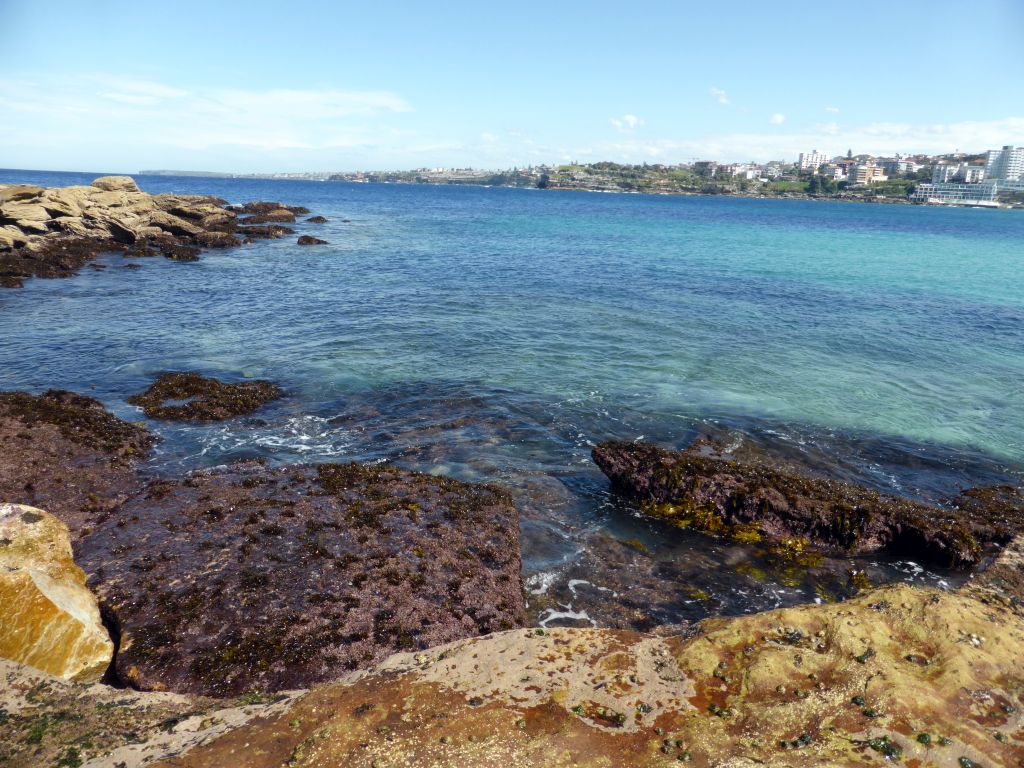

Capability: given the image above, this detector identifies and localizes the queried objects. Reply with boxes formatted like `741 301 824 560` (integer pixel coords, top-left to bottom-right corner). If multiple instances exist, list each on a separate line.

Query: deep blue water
2 168 1022 627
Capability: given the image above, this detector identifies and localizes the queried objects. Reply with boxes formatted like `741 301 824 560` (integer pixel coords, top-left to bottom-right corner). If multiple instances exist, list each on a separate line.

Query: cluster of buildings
910 145 1024 206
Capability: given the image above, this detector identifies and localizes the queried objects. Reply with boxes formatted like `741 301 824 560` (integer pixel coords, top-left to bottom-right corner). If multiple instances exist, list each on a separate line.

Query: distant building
848 163 888 185
984 145 1024 181
797 149 829 172
932 164 960 183
910 182 999 206
822 164 847 181
933 163 988 183
962 166 987 183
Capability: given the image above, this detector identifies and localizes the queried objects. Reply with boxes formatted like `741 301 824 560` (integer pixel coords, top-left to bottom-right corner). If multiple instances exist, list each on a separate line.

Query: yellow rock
0 503 113 681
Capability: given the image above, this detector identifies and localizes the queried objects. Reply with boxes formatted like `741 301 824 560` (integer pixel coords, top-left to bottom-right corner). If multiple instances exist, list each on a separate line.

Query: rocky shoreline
0 176 327 288
1 386 1022 766
1 177 1023 766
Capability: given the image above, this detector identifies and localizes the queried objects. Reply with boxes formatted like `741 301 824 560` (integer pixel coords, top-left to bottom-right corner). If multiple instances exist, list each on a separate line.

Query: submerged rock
305 215 328 223
593 440 1023 568
296 235 328 245
78 460 525 696
127 372 282 421
0 504 113 681
0 390 153 536
150 582 1024 767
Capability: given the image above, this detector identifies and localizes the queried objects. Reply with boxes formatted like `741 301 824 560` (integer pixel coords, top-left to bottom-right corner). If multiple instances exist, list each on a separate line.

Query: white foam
538 605 597 628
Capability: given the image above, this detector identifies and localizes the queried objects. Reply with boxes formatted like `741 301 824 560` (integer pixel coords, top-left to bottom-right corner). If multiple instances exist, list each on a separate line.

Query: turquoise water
2 169 1022 626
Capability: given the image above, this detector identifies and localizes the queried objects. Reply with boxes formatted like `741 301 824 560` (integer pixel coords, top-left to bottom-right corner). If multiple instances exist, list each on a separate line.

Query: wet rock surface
594 440 1024 569
78 460 525 696
0 177 323 287
296 235 328 245
0 390 153 536
127 371 282 421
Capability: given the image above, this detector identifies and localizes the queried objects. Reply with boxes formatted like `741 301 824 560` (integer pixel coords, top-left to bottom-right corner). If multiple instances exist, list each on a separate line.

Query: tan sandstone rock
0 503 113 681
91 175 141 193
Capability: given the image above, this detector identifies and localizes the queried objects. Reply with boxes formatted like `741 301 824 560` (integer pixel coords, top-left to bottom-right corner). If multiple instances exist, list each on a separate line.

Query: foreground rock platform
77 460 525 696
0 176 321 287
3 580 1021 766
0 503 113 681
140 582 1022 767
593 439 1024 569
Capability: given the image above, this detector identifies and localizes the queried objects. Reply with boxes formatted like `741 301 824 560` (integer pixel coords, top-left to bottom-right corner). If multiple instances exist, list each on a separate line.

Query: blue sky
2 0 1022 172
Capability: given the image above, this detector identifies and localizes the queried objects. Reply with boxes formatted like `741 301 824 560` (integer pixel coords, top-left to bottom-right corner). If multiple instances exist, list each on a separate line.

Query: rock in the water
0 179 322 287
593 440 1023 568
79 461 525 695
296 235 328 245
0 390 153 536
0 504 113 681
127 371 282 421
306 215 328 223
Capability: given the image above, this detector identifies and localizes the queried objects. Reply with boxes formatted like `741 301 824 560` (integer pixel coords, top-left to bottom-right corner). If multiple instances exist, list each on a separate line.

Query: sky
1 0 1023 173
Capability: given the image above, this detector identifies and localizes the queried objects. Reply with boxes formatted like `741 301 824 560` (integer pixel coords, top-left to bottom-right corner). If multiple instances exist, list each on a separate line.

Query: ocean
2 168 1022 628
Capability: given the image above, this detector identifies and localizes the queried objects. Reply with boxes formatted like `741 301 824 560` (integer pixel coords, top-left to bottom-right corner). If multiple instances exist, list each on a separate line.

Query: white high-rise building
798 149 829 172
984 146 1024 181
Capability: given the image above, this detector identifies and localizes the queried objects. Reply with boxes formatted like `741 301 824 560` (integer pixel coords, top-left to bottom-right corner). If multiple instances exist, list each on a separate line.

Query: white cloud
480 132 498 143
709 87 730 105
560 116 1024 164
610 114 644 131
825 106 841 114
769 113 786 125
0 74 413 157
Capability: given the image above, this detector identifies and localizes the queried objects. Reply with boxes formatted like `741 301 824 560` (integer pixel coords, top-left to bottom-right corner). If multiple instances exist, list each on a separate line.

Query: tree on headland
537 173 550 189
847 149 853 159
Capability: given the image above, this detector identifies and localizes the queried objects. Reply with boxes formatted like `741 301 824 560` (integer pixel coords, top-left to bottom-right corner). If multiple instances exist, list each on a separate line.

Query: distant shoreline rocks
0 176 325 288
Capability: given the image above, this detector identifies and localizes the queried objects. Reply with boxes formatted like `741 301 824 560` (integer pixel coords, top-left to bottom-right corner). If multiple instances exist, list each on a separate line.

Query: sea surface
2 168 1023 629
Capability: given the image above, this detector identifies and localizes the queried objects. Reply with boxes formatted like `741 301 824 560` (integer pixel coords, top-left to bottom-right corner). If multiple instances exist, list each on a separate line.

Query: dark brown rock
0 390 153 537
296 235 328 245
305 215 328 223
79 460 525 695
233 201 310 216
127 372 282 422
236 224 294 240
592 440 1023 569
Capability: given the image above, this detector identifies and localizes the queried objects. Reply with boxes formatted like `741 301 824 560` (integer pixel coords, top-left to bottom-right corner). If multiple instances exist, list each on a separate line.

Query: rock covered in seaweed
78 460 525 696
0 390 153 536
127 372 282 421
0 504 113 681
592 440 1023 568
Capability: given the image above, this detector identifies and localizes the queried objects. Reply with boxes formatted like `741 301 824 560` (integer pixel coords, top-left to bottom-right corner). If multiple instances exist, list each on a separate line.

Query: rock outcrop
0 177 321 287
0 390 153 536
77 460 525 696
0 504 113 681
593 440 1024 569
127 371 282 421
297 235 328 245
